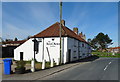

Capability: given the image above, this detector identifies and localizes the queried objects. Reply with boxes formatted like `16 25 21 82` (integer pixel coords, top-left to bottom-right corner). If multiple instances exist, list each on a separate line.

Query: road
41 58 119 80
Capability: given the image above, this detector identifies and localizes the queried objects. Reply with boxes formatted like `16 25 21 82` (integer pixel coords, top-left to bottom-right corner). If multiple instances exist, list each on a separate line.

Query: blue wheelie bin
3 58 12 75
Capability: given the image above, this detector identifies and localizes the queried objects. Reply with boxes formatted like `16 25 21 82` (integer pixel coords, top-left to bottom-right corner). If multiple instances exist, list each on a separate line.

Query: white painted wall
43 37 60 63
14 37 68 64
14 39 34 61
14 36 91 64
67 37 92 61
67 37 79 61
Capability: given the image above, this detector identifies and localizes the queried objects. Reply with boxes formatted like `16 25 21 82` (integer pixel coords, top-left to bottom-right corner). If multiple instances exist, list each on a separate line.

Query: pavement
0 59 2 64
2 56 119 81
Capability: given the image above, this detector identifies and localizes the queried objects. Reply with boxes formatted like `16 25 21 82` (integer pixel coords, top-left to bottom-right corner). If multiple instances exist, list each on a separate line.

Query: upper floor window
82 43 84 47
74 39 76 47
52 38 54 41
89 47 91 49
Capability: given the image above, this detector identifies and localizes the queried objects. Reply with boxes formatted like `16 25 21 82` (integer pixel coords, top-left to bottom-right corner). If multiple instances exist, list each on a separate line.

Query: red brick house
108 47 120 53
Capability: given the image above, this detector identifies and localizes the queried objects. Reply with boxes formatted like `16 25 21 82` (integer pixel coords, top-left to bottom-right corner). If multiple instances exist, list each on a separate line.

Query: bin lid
3 58 12 61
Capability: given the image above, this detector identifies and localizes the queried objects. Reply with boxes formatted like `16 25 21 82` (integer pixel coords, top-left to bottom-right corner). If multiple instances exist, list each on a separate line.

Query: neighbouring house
108 47 120 53
14 20 92 64
0 45 1 58
2 40 27 46
2 40 27 58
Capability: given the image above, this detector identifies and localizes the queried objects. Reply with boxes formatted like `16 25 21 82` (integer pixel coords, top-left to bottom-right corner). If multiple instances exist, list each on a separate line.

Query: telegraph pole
59 1 62 64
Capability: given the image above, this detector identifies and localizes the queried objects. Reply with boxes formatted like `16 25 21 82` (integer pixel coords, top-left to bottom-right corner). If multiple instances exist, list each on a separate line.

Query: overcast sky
2 2 118 47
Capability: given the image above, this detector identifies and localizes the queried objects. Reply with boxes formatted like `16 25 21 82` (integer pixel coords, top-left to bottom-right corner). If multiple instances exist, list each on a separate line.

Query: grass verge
92 52 120 58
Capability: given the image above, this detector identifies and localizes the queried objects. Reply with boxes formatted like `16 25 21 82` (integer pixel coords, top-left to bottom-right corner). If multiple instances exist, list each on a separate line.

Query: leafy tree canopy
14 37 18 41
88 32 112 50
5 39 13 42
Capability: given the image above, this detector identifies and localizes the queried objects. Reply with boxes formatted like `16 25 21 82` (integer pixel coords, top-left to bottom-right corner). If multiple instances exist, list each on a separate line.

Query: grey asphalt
41 58 119 80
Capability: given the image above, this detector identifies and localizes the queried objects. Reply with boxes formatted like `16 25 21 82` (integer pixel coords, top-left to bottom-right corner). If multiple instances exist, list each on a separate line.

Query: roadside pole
59 1 62 65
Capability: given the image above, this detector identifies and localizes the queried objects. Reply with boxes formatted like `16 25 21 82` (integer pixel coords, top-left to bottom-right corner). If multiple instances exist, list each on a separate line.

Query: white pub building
14 20 92 64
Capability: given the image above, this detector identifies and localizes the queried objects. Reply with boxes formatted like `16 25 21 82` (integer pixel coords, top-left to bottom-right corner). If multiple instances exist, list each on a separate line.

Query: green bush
15 60 26 69
45 62 50 68
25 59 40 64
92 51 120 57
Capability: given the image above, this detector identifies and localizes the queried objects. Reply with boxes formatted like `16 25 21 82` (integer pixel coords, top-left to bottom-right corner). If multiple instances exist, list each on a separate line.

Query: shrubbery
92 51 120 57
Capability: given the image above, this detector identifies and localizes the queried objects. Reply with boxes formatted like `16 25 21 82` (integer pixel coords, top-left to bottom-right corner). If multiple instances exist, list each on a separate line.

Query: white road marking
104 65 108 71
109 62 111 64
104 61 112 71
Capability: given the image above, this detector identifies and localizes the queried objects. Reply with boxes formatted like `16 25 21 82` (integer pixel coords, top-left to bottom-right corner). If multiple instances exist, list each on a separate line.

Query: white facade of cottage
14 37 91 64
14 21 92 64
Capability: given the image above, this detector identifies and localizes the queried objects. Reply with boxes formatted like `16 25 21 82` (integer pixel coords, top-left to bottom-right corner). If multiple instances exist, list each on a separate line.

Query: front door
20 52 23 60
68 49 71 63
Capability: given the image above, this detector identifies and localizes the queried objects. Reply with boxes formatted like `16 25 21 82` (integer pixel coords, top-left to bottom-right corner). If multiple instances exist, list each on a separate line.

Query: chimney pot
73 27 78 34
79 32 86 40
61 20 65 26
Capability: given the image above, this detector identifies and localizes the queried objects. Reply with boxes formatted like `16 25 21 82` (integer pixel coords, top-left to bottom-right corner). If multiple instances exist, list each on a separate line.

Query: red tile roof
110 47 120 49
32 22 88 43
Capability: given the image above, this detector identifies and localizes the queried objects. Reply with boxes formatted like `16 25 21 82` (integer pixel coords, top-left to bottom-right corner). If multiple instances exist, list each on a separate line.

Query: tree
0 37 3 42
14 37 18 41
27 36 31 40
24 35 31 40
91 32 112 50
5 39 13 42
87 38 91 43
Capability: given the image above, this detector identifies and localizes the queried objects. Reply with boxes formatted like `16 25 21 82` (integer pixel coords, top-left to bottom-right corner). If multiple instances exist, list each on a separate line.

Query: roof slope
4 40 27 44
33 22 87 43
110 47 120 49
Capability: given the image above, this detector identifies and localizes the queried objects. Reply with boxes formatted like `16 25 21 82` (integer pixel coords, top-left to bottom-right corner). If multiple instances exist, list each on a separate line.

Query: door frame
68 49 71 63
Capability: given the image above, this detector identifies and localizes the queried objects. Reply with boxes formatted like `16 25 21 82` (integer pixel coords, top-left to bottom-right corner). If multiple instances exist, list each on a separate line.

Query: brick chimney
79 32 83 37
79 32 86 40
73 28 78 34
83 34 86 40
61 20 65 26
